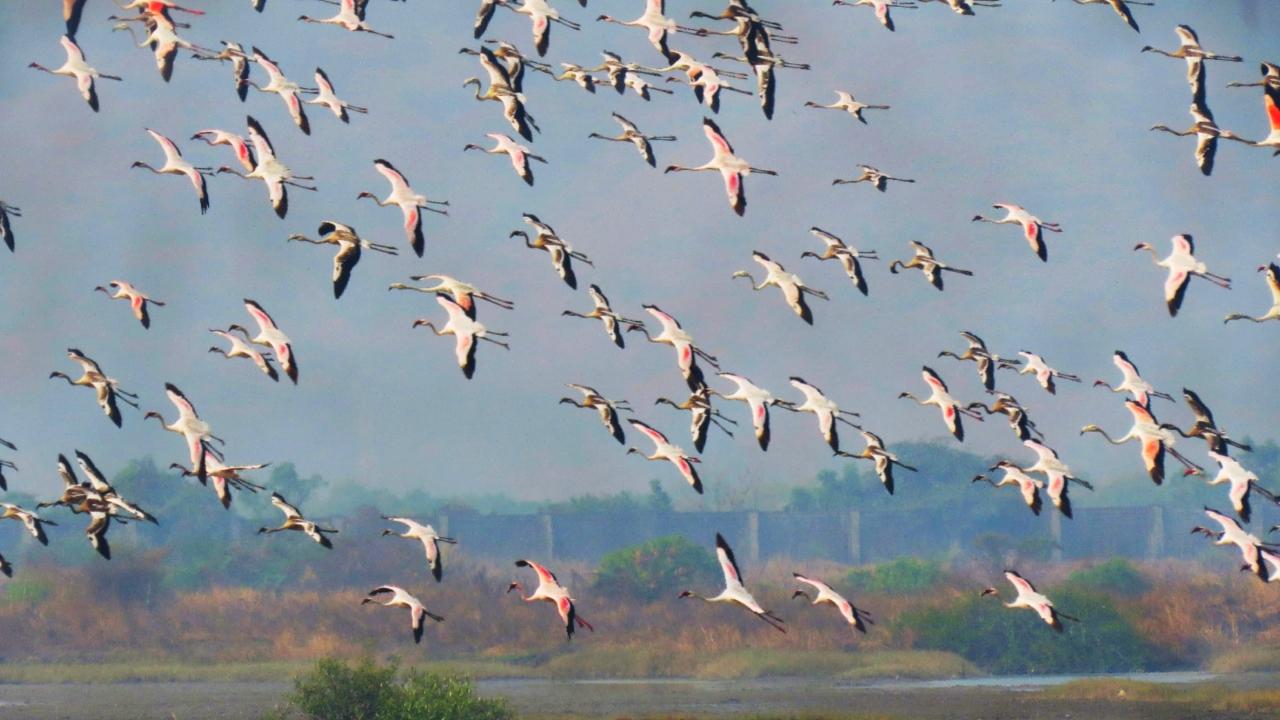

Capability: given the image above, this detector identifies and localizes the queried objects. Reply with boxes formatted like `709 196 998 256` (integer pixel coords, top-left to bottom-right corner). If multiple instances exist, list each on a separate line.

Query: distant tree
269 463 326 507
646 479 673 513
594 535 719 601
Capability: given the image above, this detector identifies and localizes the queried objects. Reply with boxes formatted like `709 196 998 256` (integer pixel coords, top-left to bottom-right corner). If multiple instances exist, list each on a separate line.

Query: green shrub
386 669 511 720
288 657 398 720
593 535 719 601
898 588 1165 674
1067 559 1151 597
3 578 52 604
845 558 944 595
284 657 510 720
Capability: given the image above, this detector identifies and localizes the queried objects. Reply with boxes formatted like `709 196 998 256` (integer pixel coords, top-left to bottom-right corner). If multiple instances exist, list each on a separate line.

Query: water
0 672 1252 719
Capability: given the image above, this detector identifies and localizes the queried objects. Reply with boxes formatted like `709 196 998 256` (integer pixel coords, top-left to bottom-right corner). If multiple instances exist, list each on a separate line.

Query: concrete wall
435 505 1182 565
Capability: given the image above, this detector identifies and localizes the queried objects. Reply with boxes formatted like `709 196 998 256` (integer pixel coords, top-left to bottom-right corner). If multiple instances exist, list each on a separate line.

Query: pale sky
0 1 1276 505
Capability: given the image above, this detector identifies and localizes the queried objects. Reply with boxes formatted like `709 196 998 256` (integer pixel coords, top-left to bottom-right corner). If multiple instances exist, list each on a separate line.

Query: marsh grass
0 649 977 685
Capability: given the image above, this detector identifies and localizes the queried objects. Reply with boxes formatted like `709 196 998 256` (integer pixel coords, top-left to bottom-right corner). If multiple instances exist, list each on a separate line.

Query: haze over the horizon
0 0 1276 505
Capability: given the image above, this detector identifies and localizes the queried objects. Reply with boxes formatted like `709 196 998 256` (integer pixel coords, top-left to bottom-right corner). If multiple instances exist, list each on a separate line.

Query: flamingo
1192 507 1275 578
390 275 513 320
715 372 780 451
1093 350 1174 406
1142 26 1242 105
597 0 705 61
259 492 337 548
357 159 449 258
244 48 314 135
381 517 457 581
1020 439 1093 518
191 41 250 102
1133 234 1231 316
801 227 878 296
833 0 917 33
191 128 255 173
981 570 1078 632
110 11 213 83
680 533 785 633
1011 350 1080 395
664 118 777 217
298 0 395 38
0 201 19 253
973 461 1045 516
304 68 369 123
628 306 721 389
1220 62 1280 155
834 429 916 495
0 504 56 546
731 251 828 324
143 383 224 481
833 164 915 192
363 586 442 643
209 326 278 381
967 391 1043 442
938 331 1018 392
240 299 298 384
29 36 122 112
562 284 644 348
560 384 633 444
919 0 1000 14
215 116 317 219
1224 262 1280 324
792 573 872 633
500 0 582 56
654 385 736 453
412 295 510 379
626 419 702 493
94 281 164 329
888 241 972 291
50 349 139 428
131 129 210 215
1204 452 1277 523
287 221 398 299
507 559 593 639
655 49 751 113
1055 0 1150 32
509 213 594 289
898 366 983 442
589 112 677 168
170 450 266 509
778 377 860 452
1149 103 1236 177
464 133 547 186
1160 388 1251 455
804 91 890 124
971 204 1062 262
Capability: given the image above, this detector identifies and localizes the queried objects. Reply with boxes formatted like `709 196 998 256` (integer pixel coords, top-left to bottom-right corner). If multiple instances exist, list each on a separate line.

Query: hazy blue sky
0 1 1276 506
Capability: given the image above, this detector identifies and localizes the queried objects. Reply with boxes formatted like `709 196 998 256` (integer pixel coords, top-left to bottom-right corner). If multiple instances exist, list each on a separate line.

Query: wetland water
0 671 1247 719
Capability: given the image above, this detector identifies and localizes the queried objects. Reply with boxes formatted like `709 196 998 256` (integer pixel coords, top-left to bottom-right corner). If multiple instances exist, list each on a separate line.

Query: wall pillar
1050 510 1063 562
848 511 861 565
541 514 555 561
1147 505 1164 559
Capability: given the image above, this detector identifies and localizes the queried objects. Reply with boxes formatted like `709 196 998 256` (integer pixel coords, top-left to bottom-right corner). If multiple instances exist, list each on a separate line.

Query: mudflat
0 675 1275 720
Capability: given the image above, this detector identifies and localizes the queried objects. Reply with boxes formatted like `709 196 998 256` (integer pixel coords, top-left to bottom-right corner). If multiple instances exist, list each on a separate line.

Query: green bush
3 578 52 604
898 588 1166 674
385 670 511 720
845 558 945 595
1067 559 1151 597
593 535 719 601
284 657 510 720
